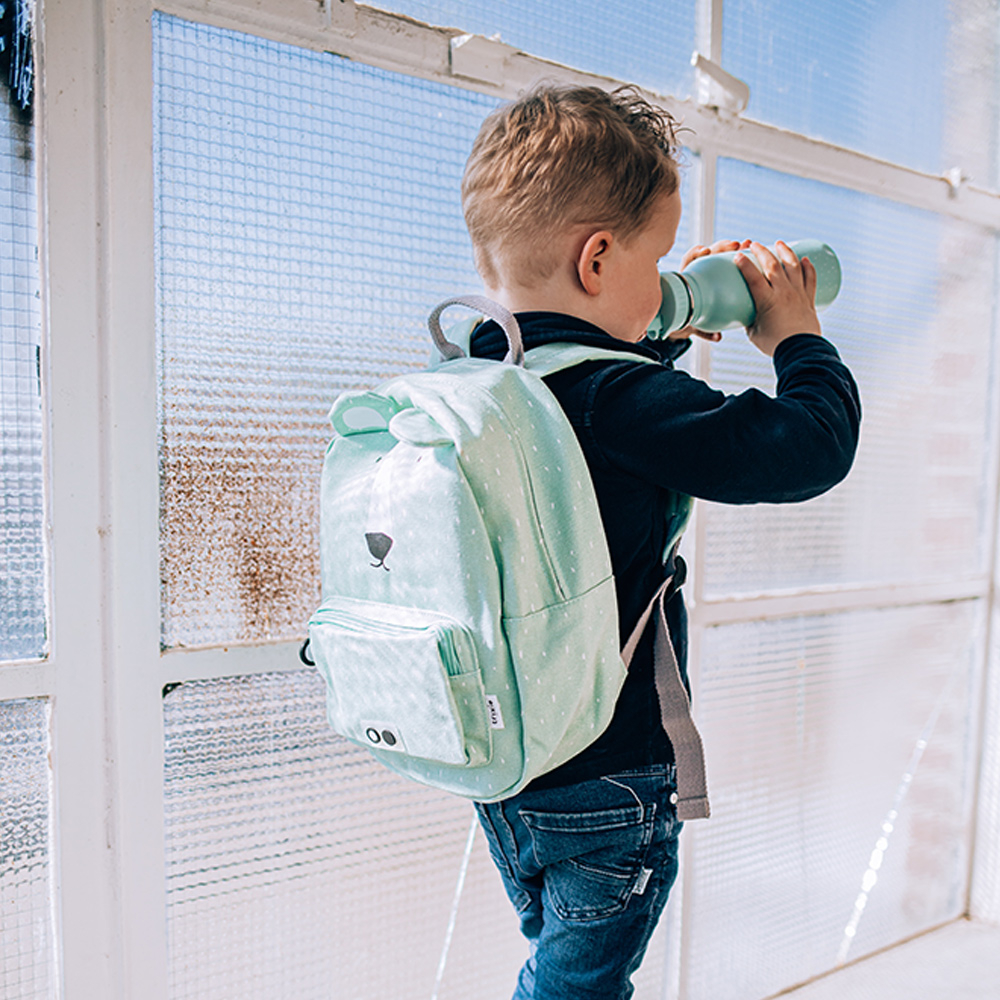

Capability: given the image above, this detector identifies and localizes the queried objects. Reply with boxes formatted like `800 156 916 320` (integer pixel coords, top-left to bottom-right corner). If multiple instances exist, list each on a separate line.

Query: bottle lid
649 271 692 339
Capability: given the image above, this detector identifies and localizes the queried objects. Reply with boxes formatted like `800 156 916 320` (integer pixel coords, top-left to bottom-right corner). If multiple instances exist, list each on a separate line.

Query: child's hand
736 241 822 357
667 239 751 343
679 238 751 270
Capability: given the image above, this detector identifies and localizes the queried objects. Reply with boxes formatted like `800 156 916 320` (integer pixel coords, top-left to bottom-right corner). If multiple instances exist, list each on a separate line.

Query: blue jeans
475 765 682 1000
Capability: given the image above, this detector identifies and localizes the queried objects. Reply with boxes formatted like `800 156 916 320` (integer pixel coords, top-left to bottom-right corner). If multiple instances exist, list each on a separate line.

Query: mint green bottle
648 239 842 338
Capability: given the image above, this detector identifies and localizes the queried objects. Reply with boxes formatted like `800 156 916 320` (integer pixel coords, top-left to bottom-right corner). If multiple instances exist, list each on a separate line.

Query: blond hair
462 85 682 289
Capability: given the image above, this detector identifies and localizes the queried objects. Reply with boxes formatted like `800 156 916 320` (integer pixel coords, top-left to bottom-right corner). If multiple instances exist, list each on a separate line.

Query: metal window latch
691 52 750 117
944 166 967 198
450 33 518 88
320 0 356 33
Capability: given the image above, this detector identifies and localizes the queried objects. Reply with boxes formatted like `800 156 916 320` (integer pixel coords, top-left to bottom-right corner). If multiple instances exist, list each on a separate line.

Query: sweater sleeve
584 333 862 504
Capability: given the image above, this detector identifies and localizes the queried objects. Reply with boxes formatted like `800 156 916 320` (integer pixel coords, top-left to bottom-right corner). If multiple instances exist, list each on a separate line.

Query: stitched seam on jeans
566 858 633 881
544 813 658 921
479 806 524 886
497 803 536 883
520 806 644 834
601 775 644 809
546 871 635 922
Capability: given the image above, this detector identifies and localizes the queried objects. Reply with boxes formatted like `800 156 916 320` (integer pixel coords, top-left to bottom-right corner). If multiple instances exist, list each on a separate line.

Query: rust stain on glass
160 412 323 647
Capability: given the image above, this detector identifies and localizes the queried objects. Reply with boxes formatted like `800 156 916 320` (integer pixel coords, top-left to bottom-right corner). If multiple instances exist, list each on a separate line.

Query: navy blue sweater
471 312 861 789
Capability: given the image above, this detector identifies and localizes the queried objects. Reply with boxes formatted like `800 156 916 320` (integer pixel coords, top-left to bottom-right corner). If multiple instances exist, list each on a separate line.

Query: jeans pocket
520 803 655 921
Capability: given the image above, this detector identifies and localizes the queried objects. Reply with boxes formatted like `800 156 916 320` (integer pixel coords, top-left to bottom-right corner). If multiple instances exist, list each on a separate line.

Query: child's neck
488 283 633 343
488 267 621 329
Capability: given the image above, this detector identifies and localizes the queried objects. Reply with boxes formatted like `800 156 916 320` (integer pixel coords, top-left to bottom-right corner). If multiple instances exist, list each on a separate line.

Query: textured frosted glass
684 601 982 999
723 0 999 179
153 15 494 647
701 159 996 598
972 597 1000 924
365 0 696 99
663 155 697 277
0 699 57 1000
0 94 45 661
163 671 525 1000
163 671 672 999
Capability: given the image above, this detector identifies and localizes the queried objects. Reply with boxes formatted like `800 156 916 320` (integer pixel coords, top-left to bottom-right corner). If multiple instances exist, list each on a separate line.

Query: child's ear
577 230 613 296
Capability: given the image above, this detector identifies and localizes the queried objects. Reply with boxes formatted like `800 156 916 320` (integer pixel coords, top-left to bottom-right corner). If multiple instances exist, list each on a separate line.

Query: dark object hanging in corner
0 0 34 118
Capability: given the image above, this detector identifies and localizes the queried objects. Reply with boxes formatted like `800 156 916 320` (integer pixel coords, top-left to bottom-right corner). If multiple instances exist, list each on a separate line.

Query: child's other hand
736 240 823 357
679 238 751 271
667 239 751 343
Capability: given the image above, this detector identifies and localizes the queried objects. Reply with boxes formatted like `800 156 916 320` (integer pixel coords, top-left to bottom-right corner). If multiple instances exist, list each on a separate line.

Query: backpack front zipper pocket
308 597 491 767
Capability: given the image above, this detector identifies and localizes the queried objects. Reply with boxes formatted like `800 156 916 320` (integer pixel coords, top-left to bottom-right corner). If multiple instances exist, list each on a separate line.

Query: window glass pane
365 0 696 99
686 600 982 999
973 600 1000 923
0 89 45 661
722 0 998 178
0 698 57 1000
164 671 522 998
702 158 996 598
664 154 697 275
164 671 672 998
154 14 494 647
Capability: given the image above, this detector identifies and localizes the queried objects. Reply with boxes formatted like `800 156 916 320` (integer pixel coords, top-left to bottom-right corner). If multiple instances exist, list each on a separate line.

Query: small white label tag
485 695 505 730
633 867 653 896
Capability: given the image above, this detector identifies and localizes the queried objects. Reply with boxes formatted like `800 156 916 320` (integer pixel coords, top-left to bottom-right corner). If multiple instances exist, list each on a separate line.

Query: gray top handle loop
427 295 525 367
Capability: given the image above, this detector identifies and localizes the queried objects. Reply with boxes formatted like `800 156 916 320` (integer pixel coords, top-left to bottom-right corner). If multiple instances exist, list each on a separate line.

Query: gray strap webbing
622 577 711 821
427 295 524 366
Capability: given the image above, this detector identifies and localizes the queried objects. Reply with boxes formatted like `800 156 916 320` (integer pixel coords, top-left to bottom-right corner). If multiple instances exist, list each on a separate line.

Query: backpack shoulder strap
427 292 664 375
621 573 711 822
523 342 660 378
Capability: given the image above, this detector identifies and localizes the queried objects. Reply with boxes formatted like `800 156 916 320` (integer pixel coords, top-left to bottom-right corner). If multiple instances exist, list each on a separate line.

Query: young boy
463 86 861 1000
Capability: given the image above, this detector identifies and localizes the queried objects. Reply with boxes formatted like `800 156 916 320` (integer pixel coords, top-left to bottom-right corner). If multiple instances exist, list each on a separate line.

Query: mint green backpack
304 297 710 815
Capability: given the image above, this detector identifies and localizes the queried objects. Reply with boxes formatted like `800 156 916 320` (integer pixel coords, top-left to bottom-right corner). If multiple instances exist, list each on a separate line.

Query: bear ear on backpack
387 409 451 447
329 391 400 437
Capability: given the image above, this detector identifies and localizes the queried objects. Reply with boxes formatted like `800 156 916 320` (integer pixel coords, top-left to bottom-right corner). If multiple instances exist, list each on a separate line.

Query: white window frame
4 0 999 996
